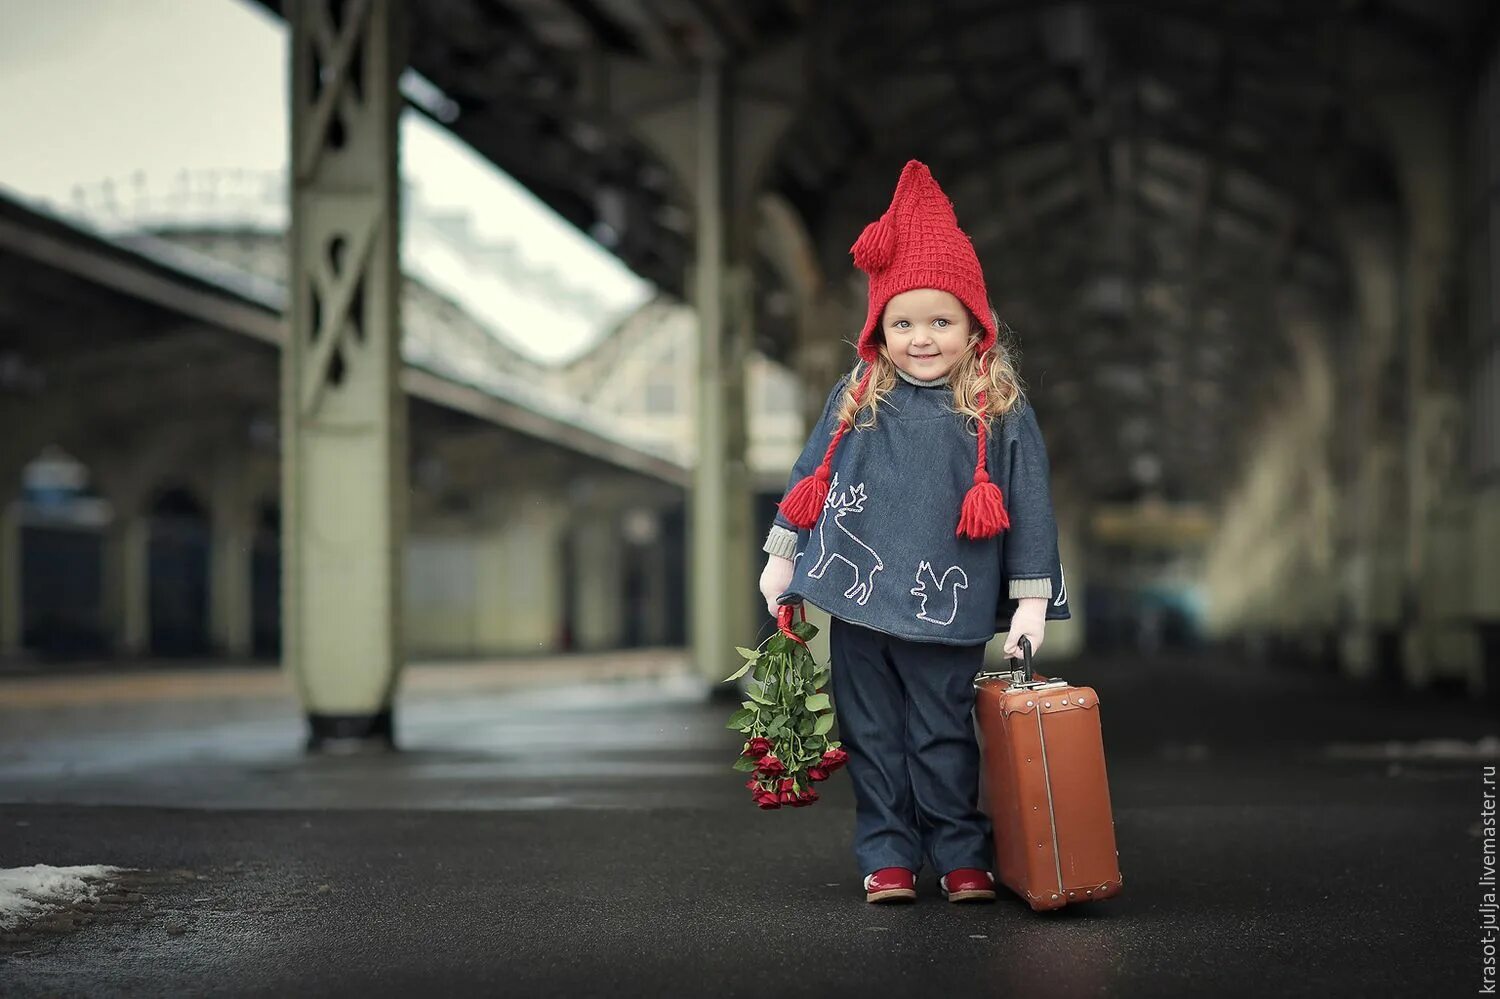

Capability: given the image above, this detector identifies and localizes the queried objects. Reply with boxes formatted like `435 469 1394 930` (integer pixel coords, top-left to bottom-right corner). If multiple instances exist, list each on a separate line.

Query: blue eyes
893 319 951 329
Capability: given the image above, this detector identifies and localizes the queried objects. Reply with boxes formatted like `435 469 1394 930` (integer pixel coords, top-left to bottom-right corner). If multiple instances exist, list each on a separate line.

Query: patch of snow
0 864 120 929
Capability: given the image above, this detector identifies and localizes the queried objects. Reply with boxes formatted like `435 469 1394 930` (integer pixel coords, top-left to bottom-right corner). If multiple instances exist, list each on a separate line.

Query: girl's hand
759 555 796 617
1003 597 1047 658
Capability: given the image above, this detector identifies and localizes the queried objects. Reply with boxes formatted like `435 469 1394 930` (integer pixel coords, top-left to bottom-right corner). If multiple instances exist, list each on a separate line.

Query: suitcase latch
973 670 1068 690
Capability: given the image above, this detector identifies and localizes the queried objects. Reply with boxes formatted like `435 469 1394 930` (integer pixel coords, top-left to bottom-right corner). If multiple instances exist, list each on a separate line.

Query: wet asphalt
0 644 1493 998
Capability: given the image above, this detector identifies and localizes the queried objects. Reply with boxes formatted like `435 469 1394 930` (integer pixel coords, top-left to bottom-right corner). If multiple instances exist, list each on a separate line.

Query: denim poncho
769 373 1070 646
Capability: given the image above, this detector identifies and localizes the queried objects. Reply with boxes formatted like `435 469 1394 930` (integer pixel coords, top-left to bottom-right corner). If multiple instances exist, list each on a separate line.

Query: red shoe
863 867 917 903
940 868 996 902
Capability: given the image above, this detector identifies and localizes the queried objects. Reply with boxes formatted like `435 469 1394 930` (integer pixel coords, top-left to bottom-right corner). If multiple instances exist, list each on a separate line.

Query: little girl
757 160 1069 905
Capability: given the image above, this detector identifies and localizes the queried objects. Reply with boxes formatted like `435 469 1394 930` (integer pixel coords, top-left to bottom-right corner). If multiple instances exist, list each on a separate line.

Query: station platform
0 645 1491 997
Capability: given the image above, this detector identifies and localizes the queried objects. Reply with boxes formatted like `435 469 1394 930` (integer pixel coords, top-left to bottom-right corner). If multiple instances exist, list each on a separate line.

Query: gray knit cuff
763 525 799 559
1009 577 1053 600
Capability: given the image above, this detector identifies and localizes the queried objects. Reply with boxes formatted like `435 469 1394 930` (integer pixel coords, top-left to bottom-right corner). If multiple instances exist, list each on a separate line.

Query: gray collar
895 365 950 388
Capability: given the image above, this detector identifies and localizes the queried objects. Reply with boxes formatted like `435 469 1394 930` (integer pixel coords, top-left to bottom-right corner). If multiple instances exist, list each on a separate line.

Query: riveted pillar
0 497 20 659
208 453 255 659
689 63 749 685
1335 206 1405 680
586 45 801 684
1466 36 1500 699
633 512 673 648
285 0 407 750
107 512 152 658
94 460 157 660
0 446 35 659
1369 88 1477 689
470 493 568 654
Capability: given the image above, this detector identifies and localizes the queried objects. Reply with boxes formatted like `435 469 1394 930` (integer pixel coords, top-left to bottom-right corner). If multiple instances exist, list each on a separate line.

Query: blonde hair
835 306 1025 431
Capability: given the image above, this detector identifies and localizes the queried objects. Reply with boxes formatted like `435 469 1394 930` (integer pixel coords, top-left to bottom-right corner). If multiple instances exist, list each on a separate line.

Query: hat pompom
851 215 896 272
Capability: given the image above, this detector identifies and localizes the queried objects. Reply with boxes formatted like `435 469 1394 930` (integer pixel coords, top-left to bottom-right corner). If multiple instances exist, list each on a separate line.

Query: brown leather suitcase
973 637 1122 911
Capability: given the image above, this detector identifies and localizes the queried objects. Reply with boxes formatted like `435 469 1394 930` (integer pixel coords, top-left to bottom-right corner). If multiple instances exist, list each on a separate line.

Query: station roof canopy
255 0 1494 502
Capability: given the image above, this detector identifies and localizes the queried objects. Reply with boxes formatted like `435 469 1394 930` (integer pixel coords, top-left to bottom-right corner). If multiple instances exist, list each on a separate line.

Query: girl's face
880 288 972 380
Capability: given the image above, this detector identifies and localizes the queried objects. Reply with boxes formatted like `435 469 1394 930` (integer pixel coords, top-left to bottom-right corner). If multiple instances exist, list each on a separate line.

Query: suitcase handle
974 635 1061 687
1009 635 1034 681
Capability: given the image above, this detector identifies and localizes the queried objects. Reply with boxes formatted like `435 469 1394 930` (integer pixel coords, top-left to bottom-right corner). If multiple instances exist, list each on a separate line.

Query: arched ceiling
773 1 1425 502
255 0 1494 502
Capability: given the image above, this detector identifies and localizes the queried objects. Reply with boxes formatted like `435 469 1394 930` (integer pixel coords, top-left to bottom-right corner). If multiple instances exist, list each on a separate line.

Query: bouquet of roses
724 603 849 809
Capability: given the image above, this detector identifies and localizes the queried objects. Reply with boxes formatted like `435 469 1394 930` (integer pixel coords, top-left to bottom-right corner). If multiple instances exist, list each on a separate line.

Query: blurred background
2 0 1494 702
0 1 1497 990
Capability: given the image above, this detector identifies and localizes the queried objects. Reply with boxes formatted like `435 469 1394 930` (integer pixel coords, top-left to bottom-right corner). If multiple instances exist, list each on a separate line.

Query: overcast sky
0 0 653 364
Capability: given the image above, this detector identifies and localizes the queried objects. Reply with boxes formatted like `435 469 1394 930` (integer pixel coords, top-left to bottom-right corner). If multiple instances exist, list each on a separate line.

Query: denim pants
828 615 994 877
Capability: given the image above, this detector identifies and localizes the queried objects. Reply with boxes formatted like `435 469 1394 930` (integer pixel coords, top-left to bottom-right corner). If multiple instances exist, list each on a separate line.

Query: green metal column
1370 90 1465 687
209 513 253 659
472 494 567 653
285 0 407 749
583 46 799 682
1336 206 1404 679
641 522 672 648
689 63 753 687
101 494 151 659
0 498 20 658
209 455 254 658
571 513 626 651
119 515 151 657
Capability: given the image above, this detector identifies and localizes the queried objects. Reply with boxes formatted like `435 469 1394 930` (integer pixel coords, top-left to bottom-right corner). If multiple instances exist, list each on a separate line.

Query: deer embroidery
807 473 884 606
911 561 969 626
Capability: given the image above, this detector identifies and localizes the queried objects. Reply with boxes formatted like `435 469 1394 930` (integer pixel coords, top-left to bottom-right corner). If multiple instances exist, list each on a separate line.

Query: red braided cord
815 361 877 475
973 353 991 481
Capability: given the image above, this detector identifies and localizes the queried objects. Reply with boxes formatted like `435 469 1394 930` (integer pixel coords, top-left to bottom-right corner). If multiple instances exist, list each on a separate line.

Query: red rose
757 754 786 777
807 766 829 782
756 794 781 810
788 787 819 807
777 777 796 793
777 790 796 804
743 737 772 759
819 748 849 773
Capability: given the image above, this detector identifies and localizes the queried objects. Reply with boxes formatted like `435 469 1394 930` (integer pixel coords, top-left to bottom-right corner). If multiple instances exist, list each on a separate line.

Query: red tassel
956 470 1010 539
778 465 830 529
957 364 1008 540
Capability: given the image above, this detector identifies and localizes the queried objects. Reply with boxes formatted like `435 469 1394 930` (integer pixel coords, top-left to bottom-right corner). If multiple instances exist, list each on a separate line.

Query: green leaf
752 657 771 682
732 755 758 772
746 685 776 707
766 633 791 655
812 668 831 689
725 707 755 730
804 693 831 712
813 713 835 736
796 715 814 736
735 646 760 661
723 659 753 683
792 620 819 641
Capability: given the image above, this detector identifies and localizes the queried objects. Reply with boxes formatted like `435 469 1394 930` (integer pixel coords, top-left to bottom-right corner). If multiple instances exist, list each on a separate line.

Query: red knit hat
778 159 1010 541
851 160 997 363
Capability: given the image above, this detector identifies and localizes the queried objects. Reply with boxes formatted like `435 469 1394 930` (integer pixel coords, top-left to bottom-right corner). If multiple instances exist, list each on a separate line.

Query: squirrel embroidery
910 561 969 626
